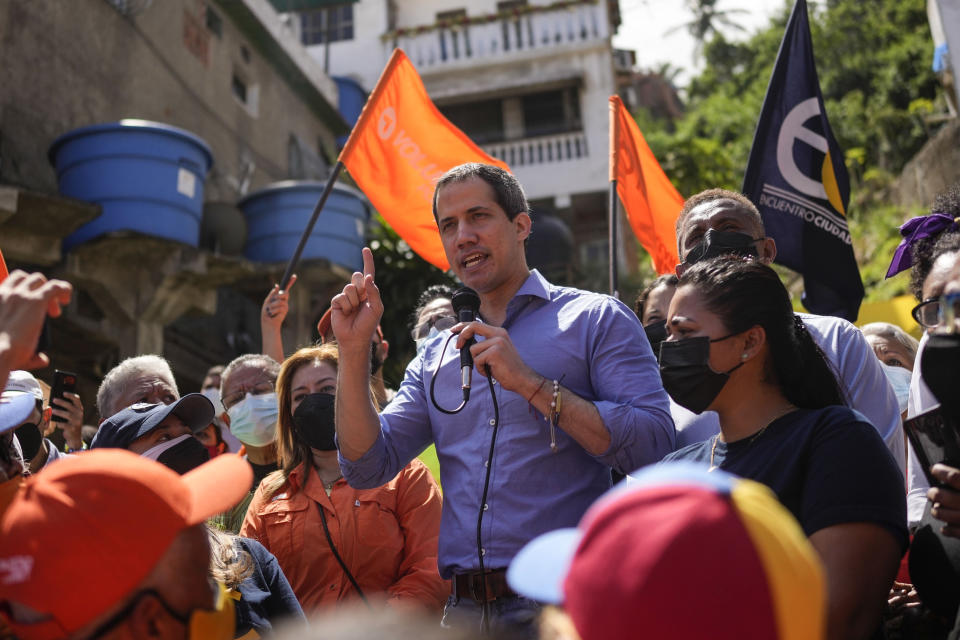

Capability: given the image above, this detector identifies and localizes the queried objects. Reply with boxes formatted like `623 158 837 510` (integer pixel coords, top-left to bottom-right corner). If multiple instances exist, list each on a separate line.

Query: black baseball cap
90 393 214 450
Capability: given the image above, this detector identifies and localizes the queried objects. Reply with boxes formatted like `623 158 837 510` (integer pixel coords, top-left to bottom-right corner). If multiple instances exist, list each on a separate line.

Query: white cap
2 371 43 403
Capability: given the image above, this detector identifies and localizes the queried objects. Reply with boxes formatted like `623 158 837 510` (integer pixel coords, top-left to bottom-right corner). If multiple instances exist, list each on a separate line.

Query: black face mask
643 320 668 360
157 436 210 475
659 335 743 414
293 393 337 451
921 333 960 418
14 422 42 461
683 229 760 266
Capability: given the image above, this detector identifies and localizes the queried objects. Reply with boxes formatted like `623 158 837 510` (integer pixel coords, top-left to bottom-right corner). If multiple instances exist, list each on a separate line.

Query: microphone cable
430 287 480 414
427 333 501 633
475 366 499 635
430 331 470 414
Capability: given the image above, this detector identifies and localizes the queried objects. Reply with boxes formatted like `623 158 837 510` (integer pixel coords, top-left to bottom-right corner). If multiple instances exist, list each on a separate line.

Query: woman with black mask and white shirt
661 257 907 640
240 344 448 614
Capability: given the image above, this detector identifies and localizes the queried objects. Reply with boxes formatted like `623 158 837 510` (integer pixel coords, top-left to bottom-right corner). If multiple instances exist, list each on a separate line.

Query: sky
612 0 791 86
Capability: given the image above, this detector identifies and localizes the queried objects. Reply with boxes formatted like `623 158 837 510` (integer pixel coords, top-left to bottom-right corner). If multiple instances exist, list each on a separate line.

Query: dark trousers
440 594 541 639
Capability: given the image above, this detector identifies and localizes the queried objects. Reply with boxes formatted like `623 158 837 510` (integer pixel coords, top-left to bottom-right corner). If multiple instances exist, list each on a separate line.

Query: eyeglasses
411 315 457 341
940 292 960 334
912 292 960 330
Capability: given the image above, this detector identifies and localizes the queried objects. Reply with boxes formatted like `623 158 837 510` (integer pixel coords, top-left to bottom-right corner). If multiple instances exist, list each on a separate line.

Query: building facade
284 0 638 289
0 0 356 415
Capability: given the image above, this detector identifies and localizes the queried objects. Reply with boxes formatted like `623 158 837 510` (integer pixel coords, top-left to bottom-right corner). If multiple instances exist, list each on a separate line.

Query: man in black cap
90 393 215 474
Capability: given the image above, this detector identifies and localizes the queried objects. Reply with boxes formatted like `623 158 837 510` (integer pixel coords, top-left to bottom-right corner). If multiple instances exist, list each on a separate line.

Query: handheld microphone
451 287 481 402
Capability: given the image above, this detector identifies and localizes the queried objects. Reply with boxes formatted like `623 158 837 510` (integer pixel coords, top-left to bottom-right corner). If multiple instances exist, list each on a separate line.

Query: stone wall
0 0 342 200
890 119 960 209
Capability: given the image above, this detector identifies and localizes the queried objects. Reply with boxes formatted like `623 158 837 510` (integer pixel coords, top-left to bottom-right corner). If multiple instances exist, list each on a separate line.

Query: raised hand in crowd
330 247 384 462
0 270 72 388
50 390 84 452
331 247 383 351
261 274 297 364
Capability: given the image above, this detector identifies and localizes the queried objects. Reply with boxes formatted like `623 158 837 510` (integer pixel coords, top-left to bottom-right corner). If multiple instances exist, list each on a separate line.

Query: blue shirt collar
513 269 552 302
502 270 552 327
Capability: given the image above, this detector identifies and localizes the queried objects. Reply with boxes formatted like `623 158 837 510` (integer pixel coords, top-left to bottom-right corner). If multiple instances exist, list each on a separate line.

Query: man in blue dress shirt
331 163 674 634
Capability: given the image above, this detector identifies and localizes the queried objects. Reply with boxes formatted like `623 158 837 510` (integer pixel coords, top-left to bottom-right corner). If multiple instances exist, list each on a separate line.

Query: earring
741 353 749 360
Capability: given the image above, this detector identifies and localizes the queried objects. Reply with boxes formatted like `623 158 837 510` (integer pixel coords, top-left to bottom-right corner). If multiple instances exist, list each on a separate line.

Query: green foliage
635 0 944 302
368 214 456 387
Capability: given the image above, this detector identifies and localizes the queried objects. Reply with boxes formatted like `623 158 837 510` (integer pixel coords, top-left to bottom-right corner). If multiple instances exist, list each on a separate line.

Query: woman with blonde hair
240 344 448 613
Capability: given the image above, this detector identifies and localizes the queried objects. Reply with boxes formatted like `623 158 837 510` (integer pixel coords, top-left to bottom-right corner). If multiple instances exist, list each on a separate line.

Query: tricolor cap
0 449 252 639
507 463 826 640
317 307 384 344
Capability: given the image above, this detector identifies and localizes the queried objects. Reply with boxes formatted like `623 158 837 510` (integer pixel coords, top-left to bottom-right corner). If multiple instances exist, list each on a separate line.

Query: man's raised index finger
362 247 376 279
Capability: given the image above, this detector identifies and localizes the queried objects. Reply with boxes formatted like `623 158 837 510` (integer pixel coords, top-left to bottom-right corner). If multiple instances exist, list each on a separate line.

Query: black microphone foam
451 287 481 399
452 287 481 323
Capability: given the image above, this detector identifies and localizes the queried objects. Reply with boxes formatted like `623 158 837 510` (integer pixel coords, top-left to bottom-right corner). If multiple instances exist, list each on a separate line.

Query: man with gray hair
213 353 281 532
96 354 179 421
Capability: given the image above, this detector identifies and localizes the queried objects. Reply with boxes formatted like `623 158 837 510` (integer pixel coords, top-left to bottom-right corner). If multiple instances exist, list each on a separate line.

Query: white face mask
200 387 224 414
415 326 443 356
227 392 279 447
880 362 912 414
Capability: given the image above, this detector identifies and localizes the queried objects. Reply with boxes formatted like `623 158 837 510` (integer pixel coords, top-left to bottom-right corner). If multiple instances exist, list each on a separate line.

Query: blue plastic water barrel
239 180 370 272
49 119 214 249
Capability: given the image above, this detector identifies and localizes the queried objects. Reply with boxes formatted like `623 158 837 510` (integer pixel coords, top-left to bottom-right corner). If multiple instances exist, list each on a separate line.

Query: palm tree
666 0 747 58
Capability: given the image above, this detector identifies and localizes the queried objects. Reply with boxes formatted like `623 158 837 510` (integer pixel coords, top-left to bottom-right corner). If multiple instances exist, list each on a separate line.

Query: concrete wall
0 0 340 201
0 0 351 418
890 119 960 209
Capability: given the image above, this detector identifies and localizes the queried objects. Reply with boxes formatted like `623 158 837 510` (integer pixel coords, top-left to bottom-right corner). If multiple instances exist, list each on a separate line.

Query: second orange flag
609 95 684 274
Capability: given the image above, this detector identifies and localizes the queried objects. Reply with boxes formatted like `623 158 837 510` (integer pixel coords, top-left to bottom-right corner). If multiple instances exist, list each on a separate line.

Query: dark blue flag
742 0 863 321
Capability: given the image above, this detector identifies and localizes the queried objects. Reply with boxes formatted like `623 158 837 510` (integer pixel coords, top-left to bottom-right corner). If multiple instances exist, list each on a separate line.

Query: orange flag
339 49 509 270
609 95 684 274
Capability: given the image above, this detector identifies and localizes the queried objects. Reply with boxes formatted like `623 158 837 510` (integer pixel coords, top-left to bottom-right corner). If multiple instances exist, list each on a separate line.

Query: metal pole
608 179 619 298
279 161 345 290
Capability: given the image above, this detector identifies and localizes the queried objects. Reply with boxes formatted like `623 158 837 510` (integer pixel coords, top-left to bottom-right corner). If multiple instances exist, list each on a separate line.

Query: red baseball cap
317 307 383 344
508 463 825 640
0 449 252 639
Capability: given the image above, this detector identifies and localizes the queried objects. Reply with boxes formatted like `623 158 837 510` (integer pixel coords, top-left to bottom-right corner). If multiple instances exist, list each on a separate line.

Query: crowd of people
0 163 959 639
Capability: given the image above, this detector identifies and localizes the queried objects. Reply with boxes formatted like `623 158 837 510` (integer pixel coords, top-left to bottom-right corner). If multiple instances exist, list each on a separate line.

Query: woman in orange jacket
240 344 448 613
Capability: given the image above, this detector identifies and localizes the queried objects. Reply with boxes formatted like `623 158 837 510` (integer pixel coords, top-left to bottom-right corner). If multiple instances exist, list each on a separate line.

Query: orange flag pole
608 100 619 298
279 163 344 289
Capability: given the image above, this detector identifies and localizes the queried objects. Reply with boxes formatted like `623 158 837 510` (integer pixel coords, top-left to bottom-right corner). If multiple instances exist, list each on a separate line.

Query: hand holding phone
50 370 78 424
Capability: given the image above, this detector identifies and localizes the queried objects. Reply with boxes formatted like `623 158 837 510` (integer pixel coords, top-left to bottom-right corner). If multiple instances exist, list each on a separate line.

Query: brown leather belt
452 568 514 602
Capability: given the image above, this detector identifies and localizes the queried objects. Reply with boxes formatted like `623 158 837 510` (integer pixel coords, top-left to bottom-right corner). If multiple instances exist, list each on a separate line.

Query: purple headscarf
885 213 960 278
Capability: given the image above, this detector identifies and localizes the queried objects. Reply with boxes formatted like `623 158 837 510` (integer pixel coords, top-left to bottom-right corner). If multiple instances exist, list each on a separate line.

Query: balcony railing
482 131 588 168
391 3 609 70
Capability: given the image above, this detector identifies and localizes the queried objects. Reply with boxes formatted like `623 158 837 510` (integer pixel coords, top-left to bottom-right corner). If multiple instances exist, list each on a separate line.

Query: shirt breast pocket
354 488 404 555
258 501 308 562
